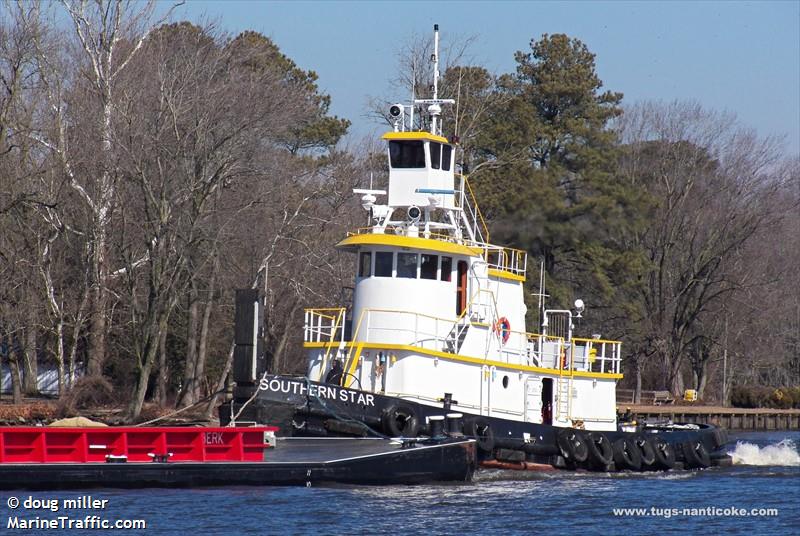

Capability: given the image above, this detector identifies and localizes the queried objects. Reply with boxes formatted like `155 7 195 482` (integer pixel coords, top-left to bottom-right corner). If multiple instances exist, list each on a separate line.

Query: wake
728 439 800 466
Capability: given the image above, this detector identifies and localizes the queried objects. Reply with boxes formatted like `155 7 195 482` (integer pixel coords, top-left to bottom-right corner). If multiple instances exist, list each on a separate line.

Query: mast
415 24 453 138
431 24 440 135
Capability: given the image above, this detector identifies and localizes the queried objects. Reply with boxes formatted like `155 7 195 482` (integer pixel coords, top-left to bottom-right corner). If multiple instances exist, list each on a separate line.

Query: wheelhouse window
440 256 452 282
397 253 418 278
420 254 438 280
358 252 372 278
389 141 425 168
430 142 441 170
375 251 393 277
442 144 452 171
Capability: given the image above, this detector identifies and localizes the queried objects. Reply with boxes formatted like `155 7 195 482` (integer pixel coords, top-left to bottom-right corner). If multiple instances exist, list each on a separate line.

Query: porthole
502 375 509 389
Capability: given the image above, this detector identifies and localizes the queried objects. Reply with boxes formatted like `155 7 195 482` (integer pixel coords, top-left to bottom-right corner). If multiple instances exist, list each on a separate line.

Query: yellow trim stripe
336 233 481 257
487 268 526 282
304 341 623 380
381 131 450 144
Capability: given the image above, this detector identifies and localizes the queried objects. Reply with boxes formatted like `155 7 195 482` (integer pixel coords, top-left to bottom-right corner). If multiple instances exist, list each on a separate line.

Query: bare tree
30 0 178 379
617 100 792 397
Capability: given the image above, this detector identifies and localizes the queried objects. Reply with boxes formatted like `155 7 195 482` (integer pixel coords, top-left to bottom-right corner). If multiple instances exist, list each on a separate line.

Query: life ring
465 417 495 453
586 432 614 467
557 429 589 464
612 437 642 471
634 436 657 467
493 317 511 345
381 404 419 437
682 440 711 469
652 439 676 469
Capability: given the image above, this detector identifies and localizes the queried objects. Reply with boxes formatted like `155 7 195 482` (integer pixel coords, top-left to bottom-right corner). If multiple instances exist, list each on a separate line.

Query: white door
524 377 543 423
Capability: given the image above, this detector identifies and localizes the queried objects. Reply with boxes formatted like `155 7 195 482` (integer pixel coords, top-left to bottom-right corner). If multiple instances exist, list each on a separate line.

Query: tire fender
635 436 657 467
683 440 711 469
465 418 495 453
612 437 643 471
381 404 419 437
586 432 614 466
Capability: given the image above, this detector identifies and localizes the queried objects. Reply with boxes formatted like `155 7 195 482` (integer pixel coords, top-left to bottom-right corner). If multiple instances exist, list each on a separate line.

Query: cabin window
389 141 425 168
420 254 437 280
430 142 441 170
397 252 418 278
440 256 452 282
442 145 452 171
375 251 393 277
358 252 372 278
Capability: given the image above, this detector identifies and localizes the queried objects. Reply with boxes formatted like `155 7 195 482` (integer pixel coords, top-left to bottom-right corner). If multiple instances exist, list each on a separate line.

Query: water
3 431 797 535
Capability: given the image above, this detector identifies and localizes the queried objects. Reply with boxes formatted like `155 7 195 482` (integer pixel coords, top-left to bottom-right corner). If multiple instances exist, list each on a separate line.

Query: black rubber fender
635 436 657 467
652 439 676 469
465 418 495 453
586 432 614 467
380 403 419 437
557 429 589 464
683 440 711 468
712 427 729 449
612 437 643 471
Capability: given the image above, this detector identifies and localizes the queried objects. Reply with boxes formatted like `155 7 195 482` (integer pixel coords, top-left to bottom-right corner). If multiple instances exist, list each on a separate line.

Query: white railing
303 308 346 344
304 306 622 376
571 338 623 375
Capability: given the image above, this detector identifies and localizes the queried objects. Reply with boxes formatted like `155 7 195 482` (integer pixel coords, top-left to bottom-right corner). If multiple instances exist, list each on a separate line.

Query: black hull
222 375 731 471
0 437 476 490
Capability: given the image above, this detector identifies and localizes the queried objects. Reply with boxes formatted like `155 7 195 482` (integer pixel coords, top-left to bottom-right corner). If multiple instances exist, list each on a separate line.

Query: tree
616 101 791 397
1 1 48 400
18 0 179 381
471 34 643 334
226 31 350 155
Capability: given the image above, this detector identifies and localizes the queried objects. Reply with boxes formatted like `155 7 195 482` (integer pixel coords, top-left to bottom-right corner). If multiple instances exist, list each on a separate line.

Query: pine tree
472 34 646 330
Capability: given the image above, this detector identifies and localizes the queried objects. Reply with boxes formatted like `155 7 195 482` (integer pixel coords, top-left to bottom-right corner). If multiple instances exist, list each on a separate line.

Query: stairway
444 320 469 353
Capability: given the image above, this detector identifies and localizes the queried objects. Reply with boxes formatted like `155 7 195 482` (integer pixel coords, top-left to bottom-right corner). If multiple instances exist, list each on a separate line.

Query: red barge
0 426 476 489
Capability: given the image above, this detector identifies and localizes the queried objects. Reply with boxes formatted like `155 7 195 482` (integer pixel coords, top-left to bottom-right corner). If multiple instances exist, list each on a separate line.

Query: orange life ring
494 317 511 345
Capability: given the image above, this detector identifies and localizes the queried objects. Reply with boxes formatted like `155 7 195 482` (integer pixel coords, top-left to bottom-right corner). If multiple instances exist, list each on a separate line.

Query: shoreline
622 405 800 431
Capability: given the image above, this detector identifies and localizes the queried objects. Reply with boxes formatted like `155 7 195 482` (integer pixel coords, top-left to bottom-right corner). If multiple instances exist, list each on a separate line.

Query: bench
616 389 675 405
653 390 675 405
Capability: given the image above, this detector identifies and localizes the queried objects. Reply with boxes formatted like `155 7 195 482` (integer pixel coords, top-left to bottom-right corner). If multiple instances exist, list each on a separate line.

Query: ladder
456 174 488 245
555 374 572 422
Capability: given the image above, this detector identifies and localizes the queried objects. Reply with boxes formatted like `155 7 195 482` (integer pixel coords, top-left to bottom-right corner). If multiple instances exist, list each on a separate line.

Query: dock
620 405 800 431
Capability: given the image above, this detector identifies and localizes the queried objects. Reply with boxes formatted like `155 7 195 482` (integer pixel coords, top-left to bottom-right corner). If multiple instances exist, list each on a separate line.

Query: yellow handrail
319 308 346 380
341 308 368 387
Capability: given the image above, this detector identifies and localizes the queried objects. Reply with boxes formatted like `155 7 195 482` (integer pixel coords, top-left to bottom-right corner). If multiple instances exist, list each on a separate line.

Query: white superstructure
303 25 622 432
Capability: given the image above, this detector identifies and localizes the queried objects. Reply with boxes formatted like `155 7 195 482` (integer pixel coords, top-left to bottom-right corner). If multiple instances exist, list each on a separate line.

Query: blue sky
169 0 800 156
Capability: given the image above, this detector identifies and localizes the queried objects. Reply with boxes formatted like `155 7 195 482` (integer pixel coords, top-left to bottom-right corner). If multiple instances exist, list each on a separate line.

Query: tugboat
223 25 730 472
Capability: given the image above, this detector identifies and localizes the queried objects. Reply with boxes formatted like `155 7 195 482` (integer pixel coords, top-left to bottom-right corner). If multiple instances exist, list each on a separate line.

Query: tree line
1 2 797 419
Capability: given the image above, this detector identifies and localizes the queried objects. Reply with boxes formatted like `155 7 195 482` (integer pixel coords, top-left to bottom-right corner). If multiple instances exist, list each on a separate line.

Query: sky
167 0 800 156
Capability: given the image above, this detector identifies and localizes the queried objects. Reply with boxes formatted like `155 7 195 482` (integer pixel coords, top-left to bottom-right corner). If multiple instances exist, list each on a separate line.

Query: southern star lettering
259 378 375 407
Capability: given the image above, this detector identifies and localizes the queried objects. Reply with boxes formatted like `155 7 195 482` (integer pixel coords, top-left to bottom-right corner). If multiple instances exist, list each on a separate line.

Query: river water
3 431 797 535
